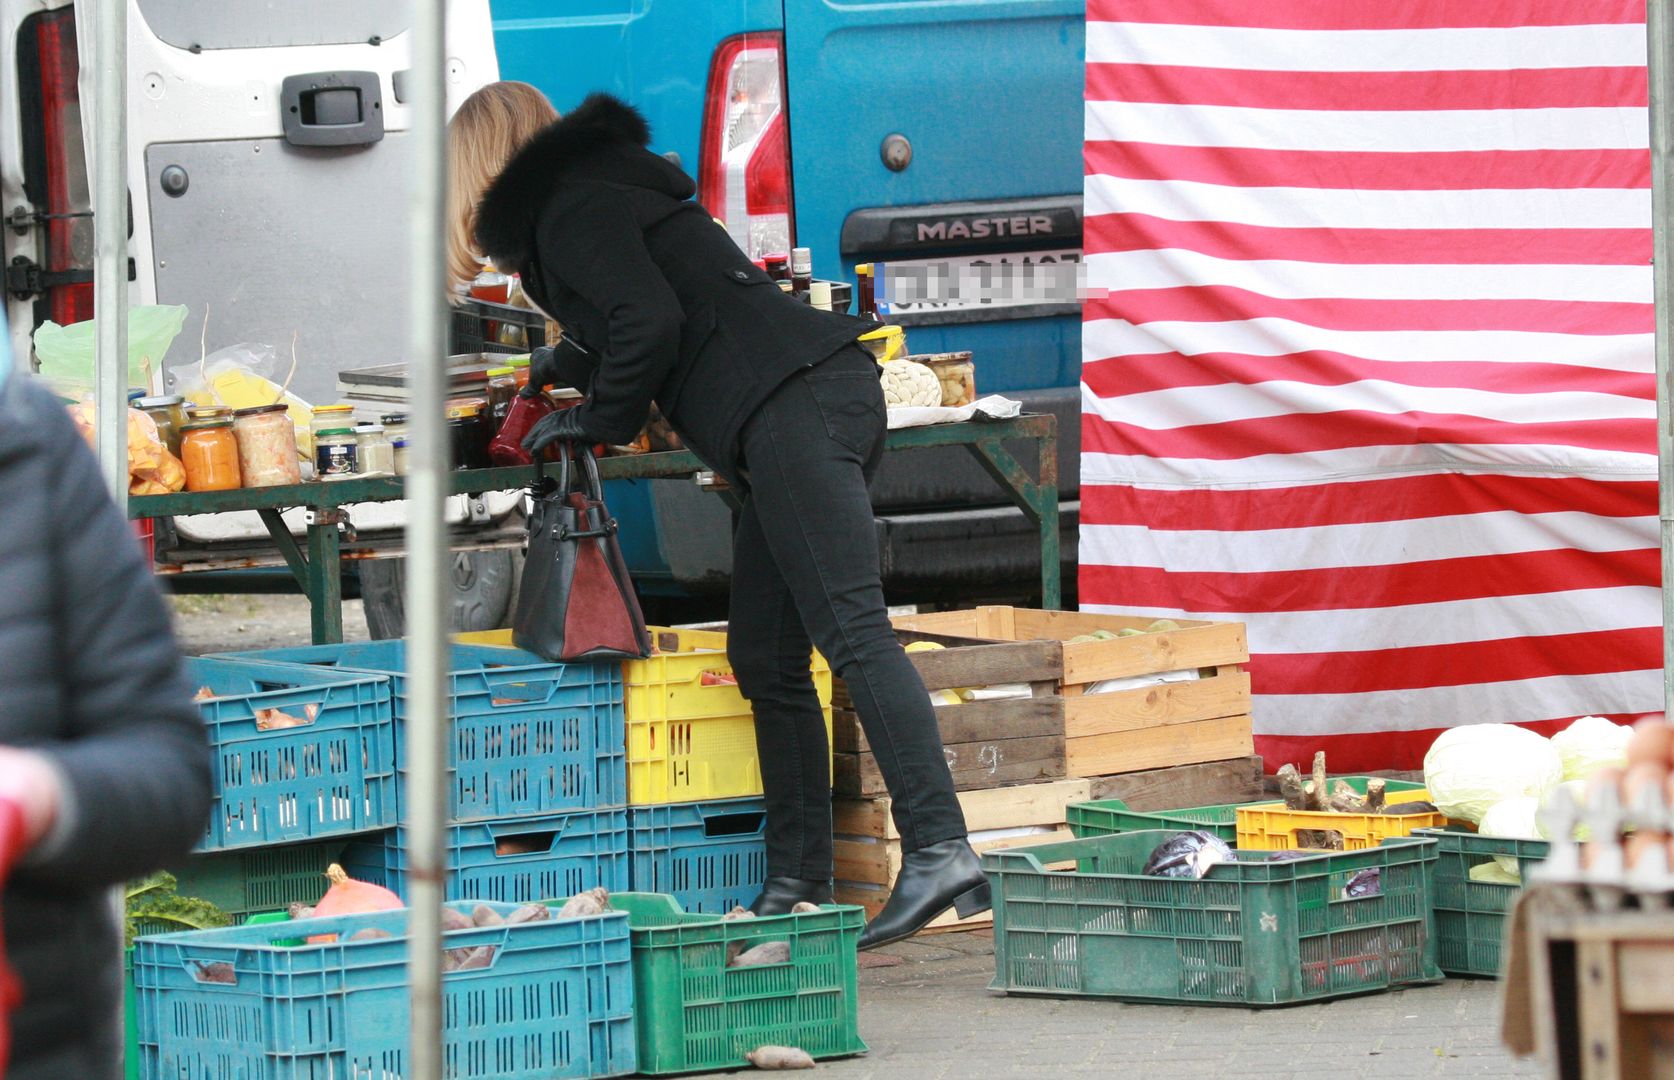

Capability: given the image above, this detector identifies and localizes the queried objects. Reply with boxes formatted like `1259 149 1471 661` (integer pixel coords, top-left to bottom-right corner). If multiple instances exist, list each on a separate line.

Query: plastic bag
1479 797 1542 873
1141 830 1234 879
1549 714 1632 783
65 401 185 495
32 305 188 395
167 342 313 455
1422 723 1563 825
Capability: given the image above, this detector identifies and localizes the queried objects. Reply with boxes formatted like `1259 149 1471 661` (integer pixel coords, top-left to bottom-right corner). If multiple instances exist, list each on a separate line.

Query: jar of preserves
470 263 510 304
355 424 395 476
485 367 518 430
180 420 242 492
315 428 358 480
380 413 409 475
232 404 302 487
187 404 233 424
135 395 188 456
311 403 356 438
506 356 532 390
446 400 492 470
488 387 557 467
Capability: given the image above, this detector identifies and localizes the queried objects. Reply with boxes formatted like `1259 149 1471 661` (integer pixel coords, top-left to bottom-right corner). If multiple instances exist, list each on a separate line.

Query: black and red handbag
512 443 651 662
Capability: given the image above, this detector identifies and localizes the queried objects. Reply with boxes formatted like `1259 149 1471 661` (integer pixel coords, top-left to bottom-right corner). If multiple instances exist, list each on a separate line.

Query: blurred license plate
877 248 1082 316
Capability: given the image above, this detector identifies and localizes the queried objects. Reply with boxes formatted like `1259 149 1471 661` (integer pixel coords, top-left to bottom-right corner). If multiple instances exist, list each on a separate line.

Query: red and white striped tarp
1079 1 1661 771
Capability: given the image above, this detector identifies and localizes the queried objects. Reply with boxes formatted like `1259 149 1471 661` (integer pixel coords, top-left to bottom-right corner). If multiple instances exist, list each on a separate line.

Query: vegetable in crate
728 940 792 968
126 872 232 947
1550 715 1631 782
553 886 609 919
1141 830 1233 879
306 864 403 944
1423 724 1562 824
1341 868 1381 899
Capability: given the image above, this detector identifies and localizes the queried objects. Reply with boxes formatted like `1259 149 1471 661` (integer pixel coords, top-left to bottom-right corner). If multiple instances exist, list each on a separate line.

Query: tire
360 548 521 638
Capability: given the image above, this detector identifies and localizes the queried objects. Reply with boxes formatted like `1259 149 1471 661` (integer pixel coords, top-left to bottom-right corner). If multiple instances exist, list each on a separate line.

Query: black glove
522 404 594 459
528 334 593 391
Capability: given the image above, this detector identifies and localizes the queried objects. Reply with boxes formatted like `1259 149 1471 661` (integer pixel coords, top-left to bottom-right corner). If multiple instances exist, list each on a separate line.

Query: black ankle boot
857 839 990 950
749 876 835 916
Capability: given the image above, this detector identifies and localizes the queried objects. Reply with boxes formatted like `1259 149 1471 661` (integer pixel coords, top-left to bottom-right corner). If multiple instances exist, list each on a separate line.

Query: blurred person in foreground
0 312 211 1078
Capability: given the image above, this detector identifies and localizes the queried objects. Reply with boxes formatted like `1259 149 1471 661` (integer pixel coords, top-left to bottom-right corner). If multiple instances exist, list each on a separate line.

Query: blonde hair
446 81 559 293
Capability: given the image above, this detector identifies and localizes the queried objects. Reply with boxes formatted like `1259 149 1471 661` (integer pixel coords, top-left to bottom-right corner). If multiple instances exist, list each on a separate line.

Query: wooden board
834 734 1065 796
1084 756 1265 810
1065 714 1254 778
1062 668 1250 735
833 697 1064 754
833 778 1090 840
891 606 1249 690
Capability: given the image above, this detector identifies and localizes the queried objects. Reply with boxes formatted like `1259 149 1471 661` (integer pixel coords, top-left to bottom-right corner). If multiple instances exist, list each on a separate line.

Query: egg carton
1532 780 1674 907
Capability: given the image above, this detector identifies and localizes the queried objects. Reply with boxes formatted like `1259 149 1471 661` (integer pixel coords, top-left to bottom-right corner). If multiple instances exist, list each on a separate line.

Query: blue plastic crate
186 658 397 852
134 901 635 1080
212 642 626 821
344 808 630 905
627 798 767 914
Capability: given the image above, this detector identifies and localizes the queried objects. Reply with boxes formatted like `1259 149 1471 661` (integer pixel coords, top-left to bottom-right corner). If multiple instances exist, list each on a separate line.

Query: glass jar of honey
180 420 242 492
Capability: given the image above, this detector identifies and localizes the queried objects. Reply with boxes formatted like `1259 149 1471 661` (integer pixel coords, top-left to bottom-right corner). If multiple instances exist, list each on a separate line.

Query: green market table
129 414 1060 642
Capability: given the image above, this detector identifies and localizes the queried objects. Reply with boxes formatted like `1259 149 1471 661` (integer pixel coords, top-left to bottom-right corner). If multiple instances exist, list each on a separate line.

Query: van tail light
17 9 95 326
698 32 793 260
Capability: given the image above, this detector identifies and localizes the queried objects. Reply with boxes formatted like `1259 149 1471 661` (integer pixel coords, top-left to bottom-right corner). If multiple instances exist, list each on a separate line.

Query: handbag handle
530 444 617 539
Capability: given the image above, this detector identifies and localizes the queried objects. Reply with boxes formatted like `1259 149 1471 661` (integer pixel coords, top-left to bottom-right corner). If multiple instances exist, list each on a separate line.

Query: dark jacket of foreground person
0 373 211 1078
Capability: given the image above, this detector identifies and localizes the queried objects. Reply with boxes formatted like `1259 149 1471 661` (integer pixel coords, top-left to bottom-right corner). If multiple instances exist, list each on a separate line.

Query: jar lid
188 404 231 414
380 413 409 425
127 388 147 401
355 424 386 434
313 403 354 414
486 367 516 378
136 395 184 408
505 357 531 368
447 404 483 418
233 403 289 416
317 427 356 437
181 419 233 431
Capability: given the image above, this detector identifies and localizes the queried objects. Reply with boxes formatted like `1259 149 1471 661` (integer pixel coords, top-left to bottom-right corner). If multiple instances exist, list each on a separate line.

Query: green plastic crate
1066 799 1246 842
131 840 348 939
1066 777 1425 845
600 892 866 1074
984 830 1443 1006
1414 826 1548 978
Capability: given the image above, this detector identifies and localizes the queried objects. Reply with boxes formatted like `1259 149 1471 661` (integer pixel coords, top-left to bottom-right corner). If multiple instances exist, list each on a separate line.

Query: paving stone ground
809 929 1544 1079
170 596 1547 1079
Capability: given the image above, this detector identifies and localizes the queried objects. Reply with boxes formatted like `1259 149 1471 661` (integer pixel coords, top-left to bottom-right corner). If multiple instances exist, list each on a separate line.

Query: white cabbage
1423 724 1563 825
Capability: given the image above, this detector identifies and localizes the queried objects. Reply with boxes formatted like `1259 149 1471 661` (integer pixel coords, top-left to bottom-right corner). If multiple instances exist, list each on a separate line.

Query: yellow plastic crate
455 627 833 804
1234 785 1448 852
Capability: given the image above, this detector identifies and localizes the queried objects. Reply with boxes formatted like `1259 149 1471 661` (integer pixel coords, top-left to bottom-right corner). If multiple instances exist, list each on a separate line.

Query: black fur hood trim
475 92 676 271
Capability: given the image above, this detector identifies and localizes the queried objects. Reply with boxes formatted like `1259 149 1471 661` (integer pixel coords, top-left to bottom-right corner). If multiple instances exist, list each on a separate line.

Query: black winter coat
474 93 877 482
0 374 211 1078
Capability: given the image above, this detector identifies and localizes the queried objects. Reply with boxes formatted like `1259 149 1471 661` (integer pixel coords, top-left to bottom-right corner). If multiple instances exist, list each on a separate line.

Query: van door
781 0 1085 394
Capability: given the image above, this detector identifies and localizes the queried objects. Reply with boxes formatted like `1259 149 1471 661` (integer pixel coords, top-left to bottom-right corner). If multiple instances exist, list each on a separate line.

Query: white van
1 0 523 631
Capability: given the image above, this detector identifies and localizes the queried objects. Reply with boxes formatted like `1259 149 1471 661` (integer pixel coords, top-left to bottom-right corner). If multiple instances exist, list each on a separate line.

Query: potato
790 902 821 914
728 941 791 968
441 907 474 932
721 906 756 921
506 903 550 925
471 904 505 927
349 927 392 941
745 1045 815 1070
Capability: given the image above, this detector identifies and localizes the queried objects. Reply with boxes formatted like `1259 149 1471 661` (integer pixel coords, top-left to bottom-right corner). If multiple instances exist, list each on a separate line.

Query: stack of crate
211 641 631 905
830 606 1258 931
615 627 834 914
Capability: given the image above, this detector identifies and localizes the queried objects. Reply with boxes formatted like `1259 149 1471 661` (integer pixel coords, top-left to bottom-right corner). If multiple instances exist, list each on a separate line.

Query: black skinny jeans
727 344 968 879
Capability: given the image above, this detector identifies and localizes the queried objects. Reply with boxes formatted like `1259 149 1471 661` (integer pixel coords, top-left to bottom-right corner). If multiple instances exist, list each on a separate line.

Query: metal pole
404 0 449 1075
1651 1 1674 718
92 0 127 500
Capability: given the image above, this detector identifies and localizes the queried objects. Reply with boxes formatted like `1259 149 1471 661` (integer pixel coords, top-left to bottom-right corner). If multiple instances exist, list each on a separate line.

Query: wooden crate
1084 755 1266 809
832 779 1089 932
891 607 1254 777
1504 893 1674 1079
831 632 1064 796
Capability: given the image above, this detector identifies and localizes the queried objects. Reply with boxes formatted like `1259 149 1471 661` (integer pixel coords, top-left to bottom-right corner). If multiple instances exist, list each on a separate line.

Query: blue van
493 0 1085 606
